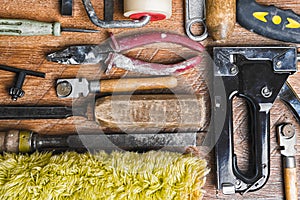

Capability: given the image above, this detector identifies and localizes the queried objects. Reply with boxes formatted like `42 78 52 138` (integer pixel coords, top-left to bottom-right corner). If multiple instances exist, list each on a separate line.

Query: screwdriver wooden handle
284 159 298 200
206 0 236 41
99 76 177 93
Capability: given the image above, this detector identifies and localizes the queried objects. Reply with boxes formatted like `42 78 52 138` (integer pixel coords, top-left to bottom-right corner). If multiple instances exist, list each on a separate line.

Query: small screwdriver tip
61 27 99 33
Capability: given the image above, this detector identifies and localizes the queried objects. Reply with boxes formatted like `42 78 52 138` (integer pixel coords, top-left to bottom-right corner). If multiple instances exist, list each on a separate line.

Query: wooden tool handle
284 167 298 200
99 76 177 93
94 94 208 132
206 0 236 41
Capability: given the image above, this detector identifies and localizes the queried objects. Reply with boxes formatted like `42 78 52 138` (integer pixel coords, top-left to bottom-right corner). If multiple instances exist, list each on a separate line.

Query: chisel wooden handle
284 157 298 200
100 76 177 93
206 0 236 41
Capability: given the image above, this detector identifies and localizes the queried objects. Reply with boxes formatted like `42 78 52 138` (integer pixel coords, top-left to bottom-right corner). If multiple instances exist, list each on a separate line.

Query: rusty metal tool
278 124 298 200
206 0 236 41
237 0 300 43
0 130 197 153
56 76 177 98
0 19 98 36
61 0 73 16
185 0 208 41
46 31 204 75
214 47 297 194
0 65 45 101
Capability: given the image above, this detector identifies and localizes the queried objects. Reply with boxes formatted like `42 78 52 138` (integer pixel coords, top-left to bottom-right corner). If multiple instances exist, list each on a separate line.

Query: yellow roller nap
0 151 209 200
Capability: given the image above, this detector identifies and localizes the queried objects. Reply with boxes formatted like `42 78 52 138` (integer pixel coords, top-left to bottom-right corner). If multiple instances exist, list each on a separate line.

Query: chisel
0 130 197 153
0 19 98 36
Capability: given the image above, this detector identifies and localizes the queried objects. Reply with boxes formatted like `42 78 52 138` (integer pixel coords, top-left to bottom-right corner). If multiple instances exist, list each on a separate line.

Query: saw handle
237 0 300 43
100 76 177 93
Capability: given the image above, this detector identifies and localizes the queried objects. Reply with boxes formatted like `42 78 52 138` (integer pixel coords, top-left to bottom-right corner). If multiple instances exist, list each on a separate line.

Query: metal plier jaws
47 32 204 75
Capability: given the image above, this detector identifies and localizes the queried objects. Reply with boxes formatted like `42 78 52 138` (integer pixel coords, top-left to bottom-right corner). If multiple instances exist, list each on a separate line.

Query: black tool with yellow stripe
237 0 300 43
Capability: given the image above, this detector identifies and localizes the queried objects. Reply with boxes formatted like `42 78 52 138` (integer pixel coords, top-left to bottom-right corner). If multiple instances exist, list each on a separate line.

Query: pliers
46 31 204 75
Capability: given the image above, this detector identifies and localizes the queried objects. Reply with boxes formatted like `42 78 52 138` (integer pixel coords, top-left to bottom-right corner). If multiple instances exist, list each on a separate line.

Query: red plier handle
47 31 204 75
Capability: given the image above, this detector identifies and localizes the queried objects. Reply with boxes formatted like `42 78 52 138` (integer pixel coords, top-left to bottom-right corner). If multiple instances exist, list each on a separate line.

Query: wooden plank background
0 0 299 199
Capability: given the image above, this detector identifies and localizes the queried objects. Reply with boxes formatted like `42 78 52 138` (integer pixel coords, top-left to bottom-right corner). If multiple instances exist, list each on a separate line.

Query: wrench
185 0 208 41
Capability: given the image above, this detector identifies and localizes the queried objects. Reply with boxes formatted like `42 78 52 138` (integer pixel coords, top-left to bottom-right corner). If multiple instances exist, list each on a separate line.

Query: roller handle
237 0 300 43
100 76 177 93
283 157 298 200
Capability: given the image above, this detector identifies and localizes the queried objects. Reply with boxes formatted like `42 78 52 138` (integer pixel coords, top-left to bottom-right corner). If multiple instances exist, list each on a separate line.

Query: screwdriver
0 18 99 36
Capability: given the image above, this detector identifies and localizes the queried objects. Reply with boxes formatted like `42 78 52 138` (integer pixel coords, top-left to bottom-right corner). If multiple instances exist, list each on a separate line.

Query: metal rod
0 106 86 119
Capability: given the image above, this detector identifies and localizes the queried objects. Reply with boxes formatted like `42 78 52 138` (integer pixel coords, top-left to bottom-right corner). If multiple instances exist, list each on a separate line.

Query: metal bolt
276 61 282 68
56 81 72 97
280 123 295 138
235 179 242 187
230 66 238 74
261 86 272 98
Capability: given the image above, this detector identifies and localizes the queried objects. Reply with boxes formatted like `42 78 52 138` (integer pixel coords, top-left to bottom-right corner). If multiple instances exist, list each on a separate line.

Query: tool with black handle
214 47 297 194
237 0 300 43
0 130 197 153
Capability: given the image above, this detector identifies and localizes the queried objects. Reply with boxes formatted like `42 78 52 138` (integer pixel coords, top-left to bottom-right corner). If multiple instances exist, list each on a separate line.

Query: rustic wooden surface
0 0 299 199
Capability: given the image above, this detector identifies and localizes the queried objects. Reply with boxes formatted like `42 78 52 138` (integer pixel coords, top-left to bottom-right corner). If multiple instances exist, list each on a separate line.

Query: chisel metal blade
0 106 86 119
69 132 197 151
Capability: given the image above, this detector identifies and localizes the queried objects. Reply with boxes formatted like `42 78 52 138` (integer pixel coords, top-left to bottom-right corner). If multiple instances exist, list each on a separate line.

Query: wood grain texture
94 94 208 133
0 0 299 199
284 167 298 200
99 76 178 93
206 0 236 41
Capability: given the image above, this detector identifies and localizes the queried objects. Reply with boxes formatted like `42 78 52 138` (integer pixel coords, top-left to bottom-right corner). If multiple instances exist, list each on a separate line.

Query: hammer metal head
56 78 90 98
278 123 297 157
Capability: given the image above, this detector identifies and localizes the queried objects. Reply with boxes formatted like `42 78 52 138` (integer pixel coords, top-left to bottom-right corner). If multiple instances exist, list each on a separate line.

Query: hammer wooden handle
100 76 177 93
94 94 208 132
284 163 298 200
206 0 236 41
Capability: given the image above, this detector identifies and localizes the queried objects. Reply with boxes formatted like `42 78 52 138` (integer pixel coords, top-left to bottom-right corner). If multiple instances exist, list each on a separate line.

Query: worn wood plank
0 0 299 199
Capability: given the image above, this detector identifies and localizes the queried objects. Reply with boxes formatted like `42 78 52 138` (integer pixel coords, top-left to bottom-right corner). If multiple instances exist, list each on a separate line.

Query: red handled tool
46 31 204 75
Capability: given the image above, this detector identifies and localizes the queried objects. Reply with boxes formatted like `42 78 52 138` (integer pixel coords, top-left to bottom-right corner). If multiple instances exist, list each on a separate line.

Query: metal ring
185 18 208 41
